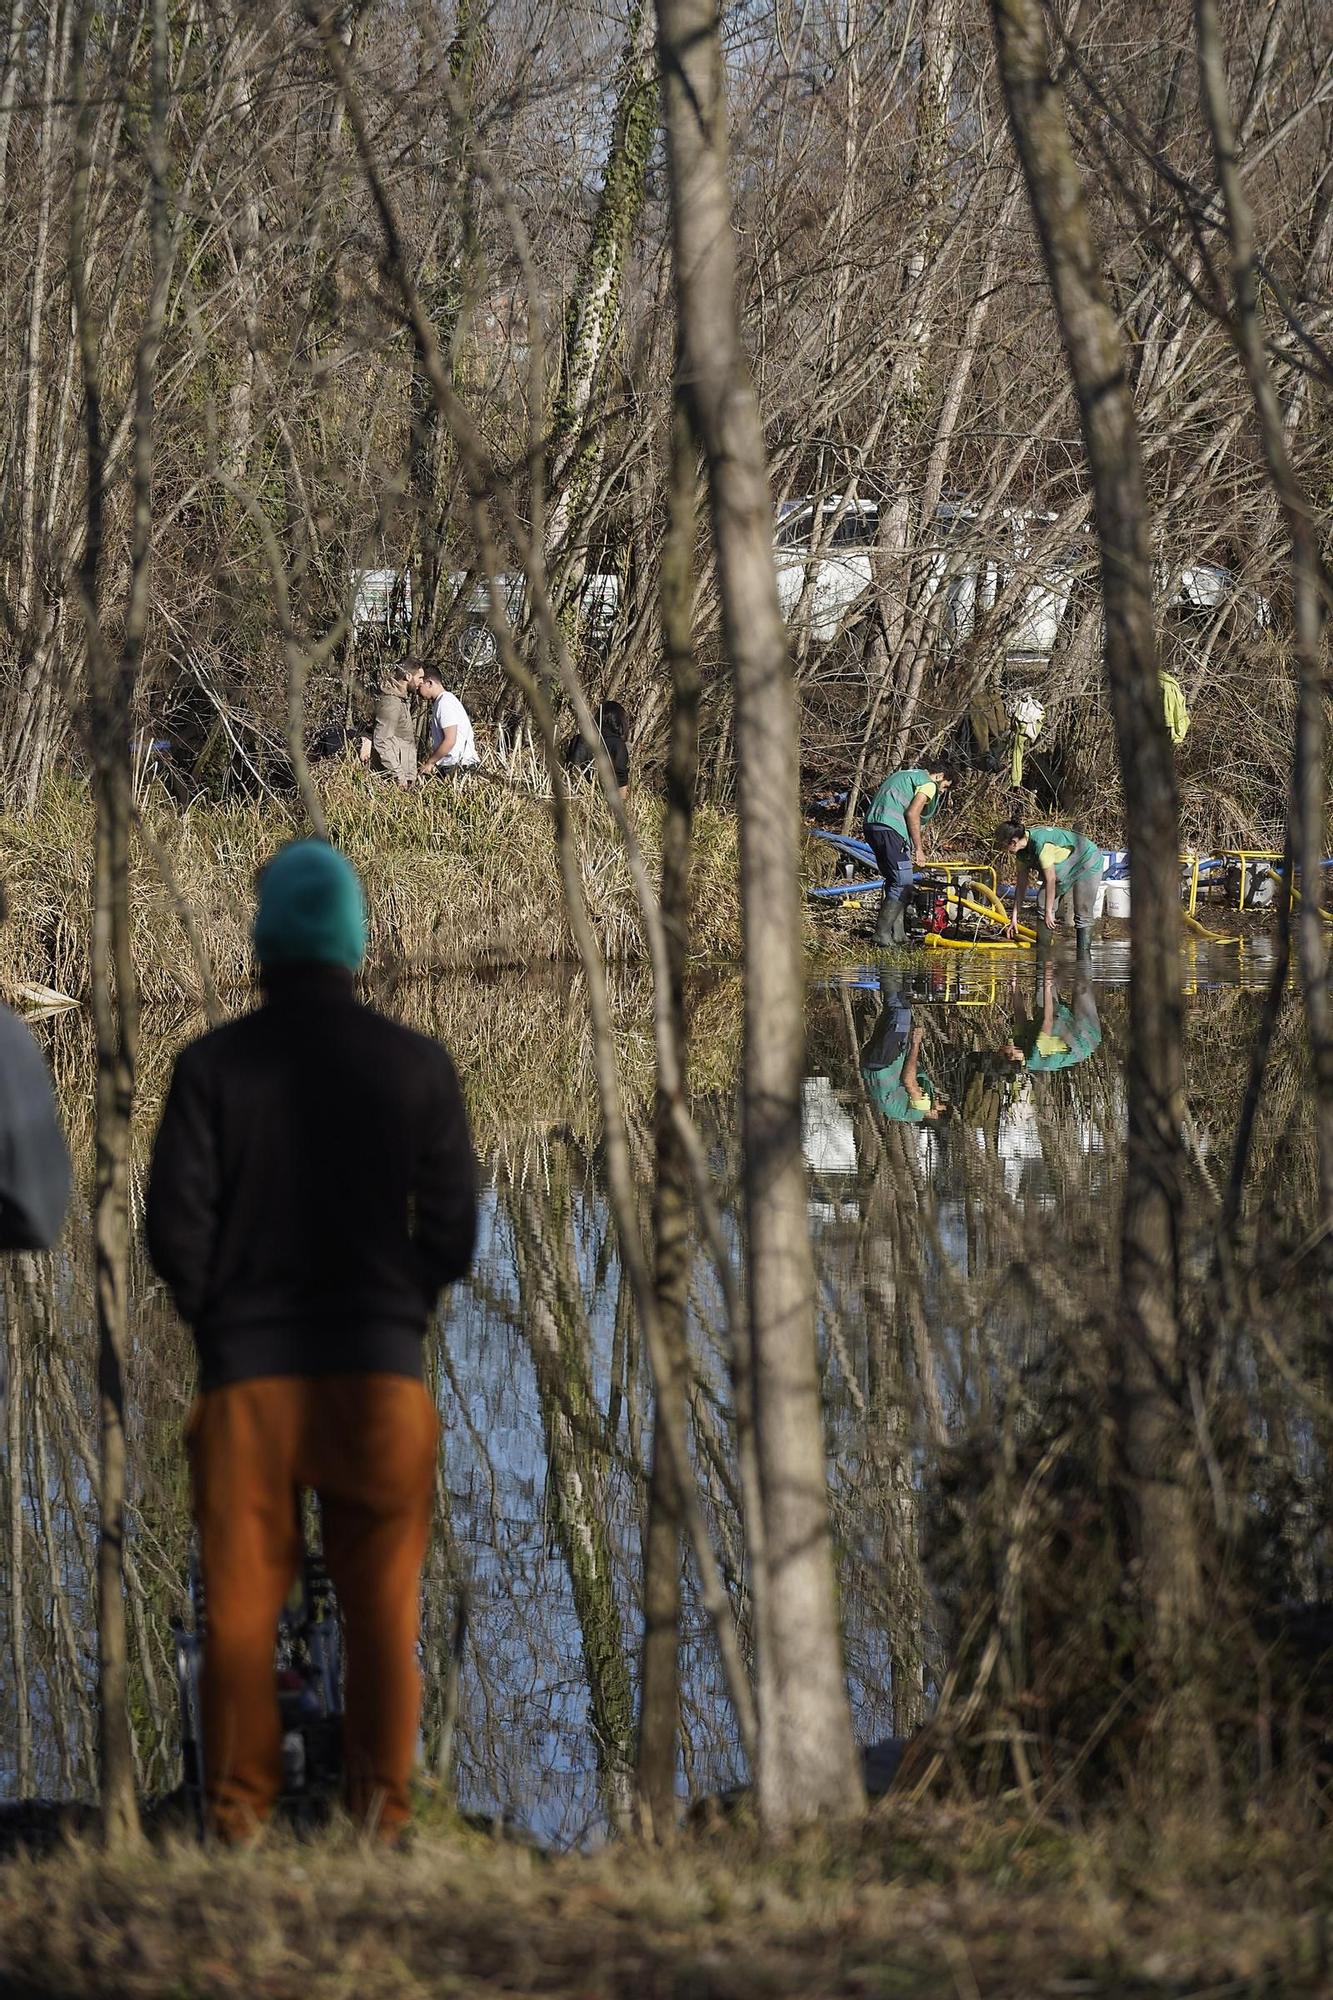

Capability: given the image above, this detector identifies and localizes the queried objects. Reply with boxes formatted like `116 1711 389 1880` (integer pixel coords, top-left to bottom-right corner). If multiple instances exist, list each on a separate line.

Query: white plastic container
1104 880 1131 919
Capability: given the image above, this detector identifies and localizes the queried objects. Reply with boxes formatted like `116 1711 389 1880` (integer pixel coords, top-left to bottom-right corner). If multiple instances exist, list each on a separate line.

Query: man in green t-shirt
999 962 1102 1074
863 760 959 948
859 985 950 1124
995 818 1104 957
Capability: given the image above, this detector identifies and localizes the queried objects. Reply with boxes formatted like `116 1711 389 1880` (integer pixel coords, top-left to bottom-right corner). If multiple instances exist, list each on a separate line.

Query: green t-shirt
866 769 940 841
1025 826 1103 890
863 1051 935 1122
1024 1002 1103 1073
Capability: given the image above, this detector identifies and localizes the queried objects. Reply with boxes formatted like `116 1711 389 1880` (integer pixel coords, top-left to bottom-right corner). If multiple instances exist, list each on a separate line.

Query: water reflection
0 957 1316 1843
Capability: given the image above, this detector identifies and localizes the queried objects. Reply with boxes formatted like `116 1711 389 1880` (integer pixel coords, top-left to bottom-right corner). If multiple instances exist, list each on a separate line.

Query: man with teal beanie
250 837 367 969
147 838 477 1845
863 760 958 949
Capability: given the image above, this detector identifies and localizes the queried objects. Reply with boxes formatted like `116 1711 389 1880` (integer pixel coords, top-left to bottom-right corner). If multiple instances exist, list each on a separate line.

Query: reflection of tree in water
1 973 1327 1828
510 1150 636 1831
1 1215 193 1806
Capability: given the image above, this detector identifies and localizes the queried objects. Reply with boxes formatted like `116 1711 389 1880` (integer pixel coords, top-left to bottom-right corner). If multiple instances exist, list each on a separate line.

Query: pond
0 940 1318 1846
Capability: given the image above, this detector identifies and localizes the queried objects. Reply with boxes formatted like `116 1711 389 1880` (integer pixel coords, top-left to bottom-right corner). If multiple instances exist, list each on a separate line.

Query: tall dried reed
0 769 746 1006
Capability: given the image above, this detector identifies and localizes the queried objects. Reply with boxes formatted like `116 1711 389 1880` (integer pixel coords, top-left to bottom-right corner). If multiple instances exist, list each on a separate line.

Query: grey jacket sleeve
0 1006 72 1252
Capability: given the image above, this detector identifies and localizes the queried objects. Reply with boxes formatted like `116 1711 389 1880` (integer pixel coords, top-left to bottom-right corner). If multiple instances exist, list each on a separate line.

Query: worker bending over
996 819 1104 958
864 760 958 949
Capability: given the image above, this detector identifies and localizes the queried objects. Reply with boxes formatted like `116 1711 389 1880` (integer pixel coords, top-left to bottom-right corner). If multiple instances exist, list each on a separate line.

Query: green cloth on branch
1161 672 1189 746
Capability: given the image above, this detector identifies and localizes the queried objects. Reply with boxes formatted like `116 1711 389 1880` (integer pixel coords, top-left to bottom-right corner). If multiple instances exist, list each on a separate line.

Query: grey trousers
1059 871 1100 929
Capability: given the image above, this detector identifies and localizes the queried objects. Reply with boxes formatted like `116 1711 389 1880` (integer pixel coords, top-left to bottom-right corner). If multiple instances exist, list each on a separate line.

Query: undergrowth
0 769 748 1005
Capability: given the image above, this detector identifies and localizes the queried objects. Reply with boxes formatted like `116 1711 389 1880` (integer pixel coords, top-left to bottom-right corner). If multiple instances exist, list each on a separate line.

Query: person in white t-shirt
417 668 480 777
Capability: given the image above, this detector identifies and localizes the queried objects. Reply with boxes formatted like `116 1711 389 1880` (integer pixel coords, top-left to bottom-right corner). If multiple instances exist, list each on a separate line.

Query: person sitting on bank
863 760 958 949
997 818 1104 958
417 667 480 778
363 663 420 788
564 699 631 800
999 960 1102 1073
859 982 950 1124
146 840 477 1845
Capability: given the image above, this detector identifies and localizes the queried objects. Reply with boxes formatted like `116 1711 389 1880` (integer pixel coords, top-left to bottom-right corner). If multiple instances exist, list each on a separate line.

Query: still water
0 939 1311 1844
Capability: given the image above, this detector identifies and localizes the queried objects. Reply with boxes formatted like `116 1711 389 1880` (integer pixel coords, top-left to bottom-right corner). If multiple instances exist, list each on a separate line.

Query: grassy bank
0 1806 1328 1998
0 772 747 1006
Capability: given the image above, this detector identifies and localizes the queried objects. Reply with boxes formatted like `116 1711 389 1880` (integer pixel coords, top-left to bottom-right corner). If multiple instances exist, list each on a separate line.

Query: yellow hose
955 887 1037 943
1290 881 1333 926
1183 912 1241 946
924 932 1033 953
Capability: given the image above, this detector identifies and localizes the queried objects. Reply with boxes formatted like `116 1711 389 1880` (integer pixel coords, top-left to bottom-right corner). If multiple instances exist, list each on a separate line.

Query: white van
773 496 1081 656
772 498 1267 656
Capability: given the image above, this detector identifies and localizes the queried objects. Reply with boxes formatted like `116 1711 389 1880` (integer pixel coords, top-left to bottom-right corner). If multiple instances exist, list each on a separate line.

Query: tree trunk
72 0 169 1848
637 396 699 1836
1195 0 1333 1316
862 0 960 752
989 0 1202 1674
3 3 68 810
657 0 864 1831
516 1178 637 1833
545 2 656 596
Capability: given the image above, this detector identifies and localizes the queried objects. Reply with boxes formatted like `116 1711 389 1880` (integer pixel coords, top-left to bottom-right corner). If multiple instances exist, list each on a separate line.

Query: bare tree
657 0 864 1829
1195 0 1333 1312
637 394 699 1834
988 0 1203 1690
72 0 170 1848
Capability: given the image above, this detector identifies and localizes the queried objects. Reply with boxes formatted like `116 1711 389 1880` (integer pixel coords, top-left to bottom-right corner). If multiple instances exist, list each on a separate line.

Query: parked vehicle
350 565 621 661
771 495 1268 656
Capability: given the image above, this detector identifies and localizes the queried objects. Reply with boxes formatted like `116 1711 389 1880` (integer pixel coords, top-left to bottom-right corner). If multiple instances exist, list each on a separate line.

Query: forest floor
0 1801 1328 1999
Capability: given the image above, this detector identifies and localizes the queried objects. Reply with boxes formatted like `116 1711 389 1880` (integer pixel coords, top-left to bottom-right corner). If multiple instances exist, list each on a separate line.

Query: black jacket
146 968 477 1391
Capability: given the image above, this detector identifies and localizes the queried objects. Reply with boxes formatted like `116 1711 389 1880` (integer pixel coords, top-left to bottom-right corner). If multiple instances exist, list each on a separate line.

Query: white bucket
1104 880 1131 919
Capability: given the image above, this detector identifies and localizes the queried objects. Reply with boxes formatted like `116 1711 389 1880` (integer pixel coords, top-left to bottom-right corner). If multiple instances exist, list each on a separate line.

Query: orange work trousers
187 1372 439 1843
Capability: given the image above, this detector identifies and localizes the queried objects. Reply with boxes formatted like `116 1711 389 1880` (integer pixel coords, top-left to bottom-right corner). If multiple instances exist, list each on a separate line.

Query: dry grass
0 1804 1328 1998
0 769 746 1006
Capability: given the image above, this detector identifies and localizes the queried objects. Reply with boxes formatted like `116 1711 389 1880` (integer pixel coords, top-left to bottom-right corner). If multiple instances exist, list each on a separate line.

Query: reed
0 769 746 1006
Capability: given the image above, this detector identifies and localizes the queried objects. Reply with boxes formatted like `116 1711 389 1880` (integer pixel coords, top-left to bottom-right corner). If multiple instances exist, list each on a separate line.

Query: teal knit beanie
253 840 366 971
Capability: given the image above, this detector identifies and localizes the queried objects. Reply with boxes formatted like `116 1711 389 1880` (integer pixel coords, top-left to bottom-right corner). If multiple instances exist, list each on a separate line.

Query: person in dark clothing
0 881 72 1414
565 698 631 797
146 839 477 1844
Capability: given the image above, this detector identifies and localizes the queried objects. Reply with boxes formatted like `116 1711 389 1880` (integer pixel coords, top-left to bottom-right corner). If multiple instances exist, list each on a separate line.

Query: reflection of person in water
860 986 950 1123
1000 962 1102 1073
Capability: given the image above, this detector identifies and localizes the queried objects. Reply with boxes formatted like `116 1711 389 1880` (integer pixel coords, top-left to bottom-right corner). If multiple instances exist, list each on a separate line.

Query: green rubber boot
875 896 905 949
